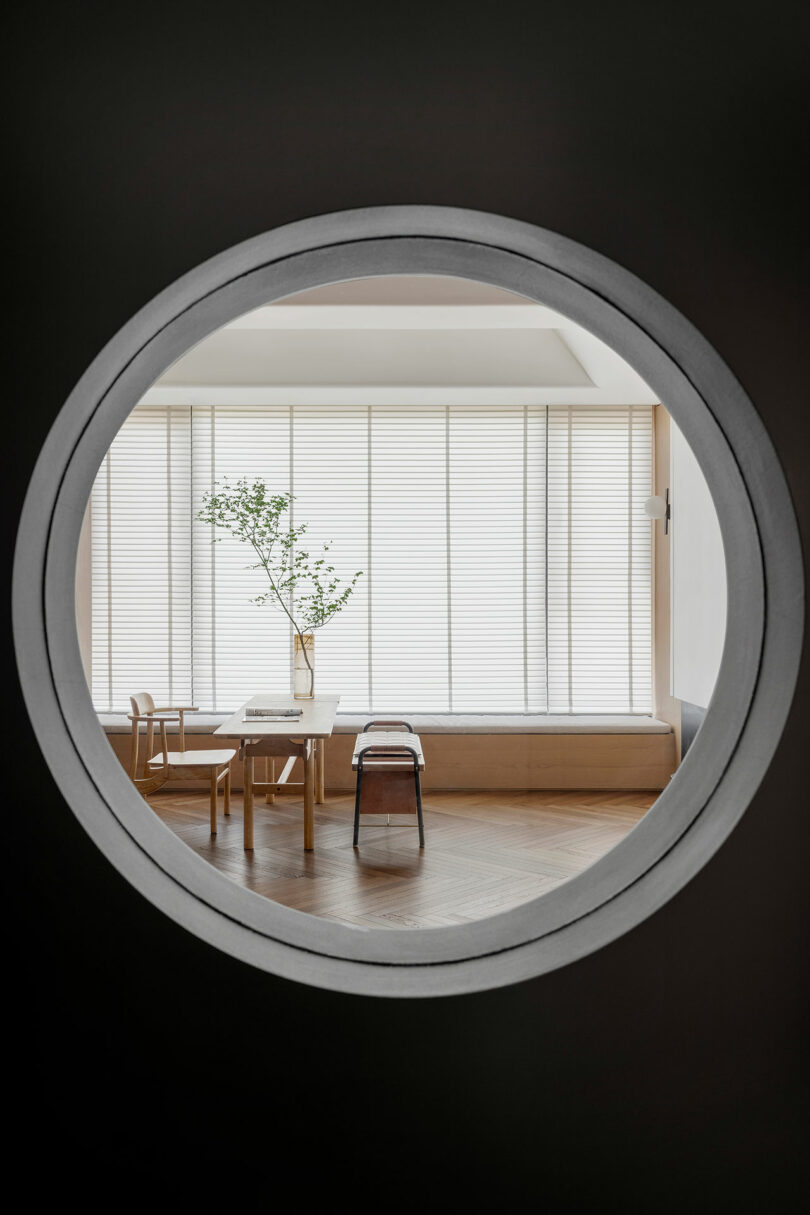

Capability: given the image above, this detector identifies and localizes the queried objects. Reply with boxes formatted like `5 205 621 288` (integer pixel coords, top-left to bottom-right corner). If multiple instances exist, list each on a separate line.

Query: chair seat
148 749 235 768
352 731 425 769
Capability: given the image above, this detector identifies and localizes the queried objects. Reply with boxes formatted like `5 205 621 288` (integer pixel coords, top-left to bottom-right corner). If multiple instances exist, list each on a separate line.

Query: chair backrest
130 691 156 717
362 719 414 733
128 691 167 783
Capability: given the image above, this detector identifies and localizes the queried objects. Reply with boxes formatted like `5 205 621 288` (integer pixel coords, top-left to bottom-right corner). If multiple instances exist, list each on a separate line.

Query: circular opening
77 270 723 932
13 207 803 996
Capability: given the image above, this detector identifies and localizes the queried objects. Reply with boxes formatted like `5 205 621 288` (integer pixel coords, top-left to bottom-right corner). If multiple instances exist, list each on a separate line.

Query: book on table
243 706 304 722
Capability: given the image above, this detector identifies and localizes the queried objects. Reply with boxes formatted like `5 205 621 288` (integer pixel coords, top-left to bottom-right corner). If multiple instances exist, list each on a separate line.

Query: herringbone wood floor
150 789 656 928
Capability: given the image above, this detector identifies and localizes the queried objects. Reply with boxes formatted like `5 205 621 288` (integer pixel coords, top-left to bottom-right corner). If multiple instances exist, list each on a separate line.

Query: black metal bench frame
353 719 425 848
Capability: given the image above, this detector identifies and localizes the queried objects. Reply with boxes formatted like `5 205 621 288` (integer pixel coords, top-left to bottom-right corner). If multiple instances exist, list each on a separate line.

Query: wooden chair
128 692 236 834
352 719 425 847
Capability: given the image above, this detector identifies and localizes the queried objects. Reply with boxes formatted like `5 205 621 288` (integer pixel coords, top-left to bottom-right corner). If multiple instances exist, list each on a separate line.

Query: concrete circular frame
13 206 803 998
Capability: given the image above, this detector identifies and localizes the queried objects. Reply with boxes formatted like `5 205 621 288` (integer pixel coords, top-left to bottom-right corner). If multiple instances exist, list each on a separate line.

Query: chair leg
353 766 363 846
415 763 425 848
316 738 325 804
244 754 254 850
210 770 218 835
224 768 231 815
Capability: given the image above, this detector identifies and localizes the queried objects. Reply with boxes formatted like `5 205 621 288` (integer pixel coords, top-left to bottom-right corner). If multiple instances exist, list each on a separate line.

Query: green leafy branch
197 477 363 682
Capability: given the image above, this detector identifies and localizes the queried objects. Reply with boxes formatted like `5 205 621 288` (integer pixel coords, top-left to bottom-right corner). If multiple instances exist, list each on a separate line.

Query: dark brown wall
8 3 809 1206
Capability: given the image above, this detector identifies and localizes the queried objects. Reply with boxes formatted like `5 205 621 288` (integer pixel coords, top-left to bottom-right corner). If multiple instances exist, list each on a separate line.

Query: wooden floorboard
149 789 656 928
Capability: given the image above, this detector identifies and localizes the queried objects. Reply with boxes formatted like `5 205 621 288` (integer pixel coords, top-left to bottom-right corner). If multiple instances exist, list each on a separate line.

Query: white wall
670 421 727 708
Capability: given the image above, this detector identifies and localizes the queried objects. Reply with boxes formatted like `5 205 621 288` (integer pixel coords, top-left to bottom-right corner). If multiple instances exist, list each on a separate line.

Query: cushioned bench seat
101 711 675 791
99 713 228 734
99 712 671 735
335 714 671 734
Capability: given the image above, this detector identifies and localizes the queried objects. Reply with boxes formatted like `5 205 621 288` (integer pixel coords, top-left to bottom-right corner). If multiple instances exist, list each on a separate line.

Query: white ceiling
144 275 658 406
159 329 593 388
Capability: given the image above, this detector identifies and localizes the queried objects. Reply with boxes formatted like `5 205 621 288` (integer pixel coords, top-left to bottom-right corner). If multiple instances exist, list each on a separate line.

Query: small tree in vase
198 478 362 698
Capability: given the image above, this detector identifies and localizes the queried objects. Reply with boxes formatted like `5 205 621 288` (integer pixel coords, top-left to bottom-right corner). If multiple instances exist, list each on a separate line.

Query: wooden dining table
214 694 340 851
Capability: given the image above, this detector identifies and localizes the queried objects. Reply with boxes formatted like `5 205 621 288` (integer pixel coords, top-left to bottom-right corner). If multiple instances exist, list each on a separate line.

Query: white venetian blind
294 406 370 709
190 405 291 710
91 405 192 710
90 402 652 714
370 407 449 711
449 406 538 711
546 406 652 712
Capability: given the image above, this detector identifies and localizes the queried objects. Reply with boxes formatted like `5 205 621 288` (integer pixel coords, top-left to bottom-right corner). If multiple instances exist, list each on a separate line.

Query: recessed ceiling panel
161 328 593 387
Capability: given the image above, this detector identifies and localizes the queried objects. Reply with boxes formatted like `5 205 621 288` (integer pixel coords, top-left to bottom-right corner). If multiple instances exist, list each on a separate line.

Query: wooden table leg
244 753 254 850
265 756 275 804
209 770 218 835
316 738 325 804
304 740 315 851
224 768 231 815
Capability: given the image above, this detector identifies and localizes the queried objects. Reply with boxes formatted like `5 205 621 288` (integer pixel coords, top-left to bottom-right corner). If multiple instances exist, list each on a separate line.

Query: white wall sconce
645 489 671 533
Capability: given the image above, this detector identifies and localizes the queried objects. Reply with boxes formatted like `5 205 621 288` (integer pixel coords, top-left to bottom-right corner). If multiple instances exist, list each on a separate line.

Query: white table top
214 693 340 739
